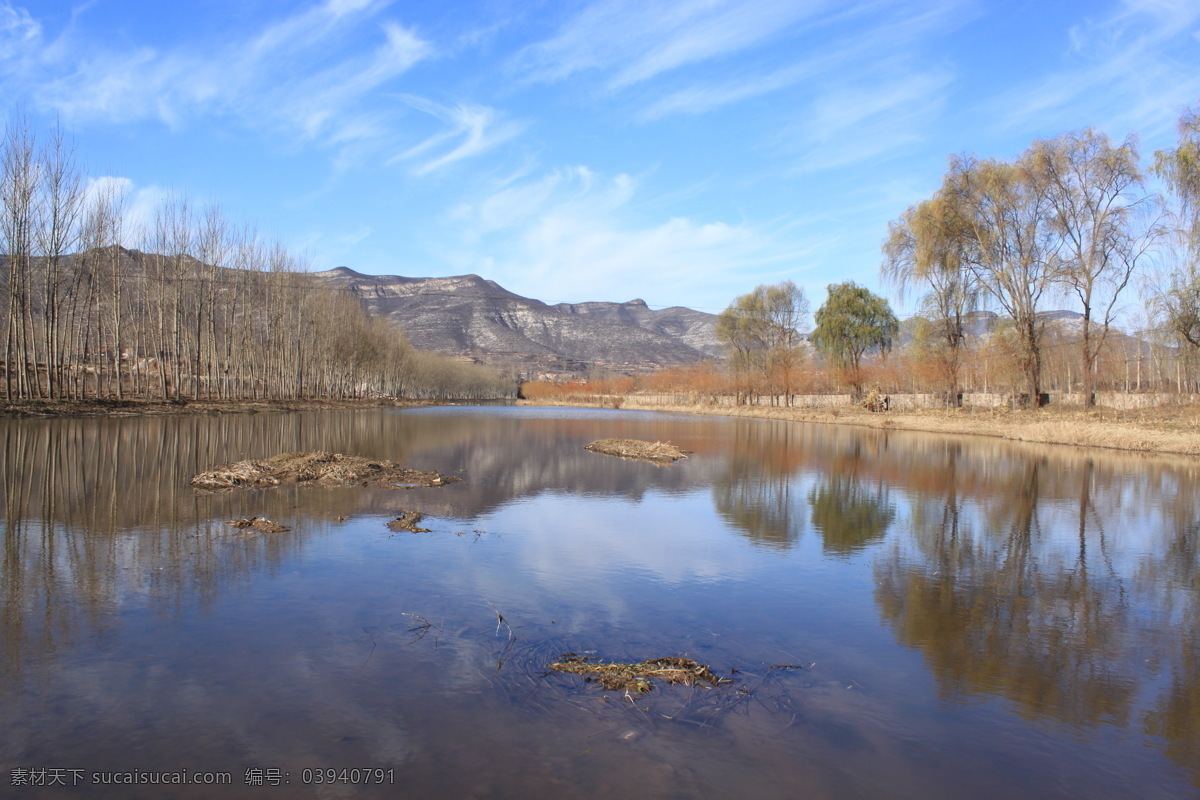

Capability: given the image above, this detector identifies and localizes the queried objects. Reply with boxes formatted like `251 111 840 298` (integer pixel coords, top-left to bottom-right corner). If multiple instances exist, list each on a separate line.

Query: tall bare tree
946 152 1062 404
1 117 37 399
33 123 84 399
1031 128 1159 405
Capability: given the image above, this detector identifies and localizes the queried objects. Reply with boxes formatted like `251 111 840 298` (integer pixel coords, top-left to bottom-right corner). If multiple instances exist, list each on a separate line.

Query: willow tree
1031 128 1158 405
882 192 976 405
1154 105 1200 351
810 281 897 398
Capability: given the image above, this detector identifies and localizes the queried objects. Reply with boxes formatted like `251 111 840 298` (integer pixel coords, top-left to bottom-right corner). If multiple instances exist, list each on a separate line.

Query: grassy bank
518 397 1200 457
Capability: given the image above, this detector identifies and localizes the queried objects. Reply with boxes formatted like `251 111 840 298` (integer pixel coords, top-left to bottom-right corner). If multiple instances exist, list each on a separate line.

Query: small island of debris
228 516 290 533
191 451 460 491
387 511 431 533
584 438 690 464
548 653 725 693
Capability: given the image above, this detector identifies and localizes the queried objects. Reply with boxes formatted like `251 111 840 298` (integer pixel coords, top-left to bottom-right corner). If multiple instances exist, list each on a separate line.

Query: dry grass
548 653 726 693
585 438 690 463
522 399 1200 457
191 451 459 491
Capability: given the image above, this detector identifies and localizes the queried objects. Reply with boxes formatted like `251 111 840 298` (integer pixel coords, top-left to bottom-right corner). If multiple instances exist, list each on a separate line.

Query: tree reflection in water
871 444 1200 783
5 409 1200 790
706 416 1200 785
711 420 809 549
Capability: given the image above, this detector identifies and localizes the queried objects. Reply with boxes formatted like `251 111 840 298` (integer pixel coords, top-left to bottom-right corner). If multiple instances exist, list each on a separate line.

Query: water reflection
3 408 1200 796
868 441 1200 784
712 420 808 549
809 474 894 557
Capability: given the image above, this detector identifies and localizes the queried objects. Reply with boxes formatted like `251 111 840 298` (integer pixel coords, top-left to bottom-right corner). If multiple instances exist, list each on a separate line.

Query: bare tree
947 152 1062 404
33 123 84 399
716 281 809 404
1031 128 1160 405
1 116 38 399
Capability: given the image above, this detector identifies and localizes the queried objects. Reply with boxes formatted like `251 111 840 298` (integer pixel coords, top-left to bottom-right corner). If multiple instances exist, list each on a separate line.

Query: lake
2 405 1199 798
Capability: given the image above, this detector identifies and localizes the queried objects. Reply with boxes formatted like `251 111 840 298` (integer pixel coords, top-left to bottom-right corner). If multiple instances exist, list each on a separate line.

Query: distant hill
310 267 722 378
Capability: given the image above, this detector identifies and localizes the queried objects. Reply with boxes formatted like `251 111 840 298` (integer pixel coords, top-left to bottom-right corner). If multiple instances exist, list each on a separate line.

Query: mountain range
311 267 723 378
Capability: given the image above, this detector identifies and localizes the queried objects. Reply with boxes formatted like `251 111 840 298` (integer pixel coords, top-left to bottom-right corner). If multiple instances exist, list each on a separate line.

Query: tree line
708 105 1200 407
0 117 515 403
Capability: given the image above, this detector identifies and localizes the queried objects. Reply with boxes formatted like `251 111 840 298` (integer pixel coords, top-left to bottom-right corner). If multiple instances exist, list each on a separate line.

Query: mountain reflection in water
2 406 1200 798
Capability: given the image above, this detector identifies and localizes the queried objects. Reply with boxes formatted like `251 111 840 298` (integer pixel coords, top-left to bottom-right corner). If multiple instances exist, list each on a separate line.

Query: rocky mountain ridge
311 267 723 378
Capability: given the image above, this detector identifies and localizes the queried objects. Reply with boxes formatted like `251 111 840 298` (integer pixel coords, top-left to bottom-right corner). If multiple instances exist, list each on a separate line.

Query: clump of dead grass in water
228 516 290 533
387 511 431 533
548 653 726 693
191 451 459 491
584 438 690 464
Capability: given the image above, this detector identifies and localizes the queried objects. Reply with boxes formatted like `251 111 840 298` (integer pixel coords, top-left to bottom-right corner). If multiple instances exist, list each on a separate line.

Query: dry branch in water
191 451 460 491
584 438 690 464
548 653 725 694
228 516 290 533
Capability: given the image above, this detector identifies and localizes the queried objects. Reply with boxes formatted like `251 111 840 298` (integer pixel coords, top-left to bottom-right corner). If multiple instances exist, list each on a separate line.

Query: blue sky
2 0 1198 316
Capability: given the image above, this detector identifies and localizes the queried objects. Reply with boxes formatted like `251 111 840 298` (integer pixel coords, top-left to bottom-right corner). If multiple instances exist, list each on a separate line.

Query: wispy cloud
0 1 37 45
0 1 522 172
993 0 1200 140
28 1 429 143
392 96 526 175
512 0 836 90
638 56 838 121
517 0 964 129
789 67 955 172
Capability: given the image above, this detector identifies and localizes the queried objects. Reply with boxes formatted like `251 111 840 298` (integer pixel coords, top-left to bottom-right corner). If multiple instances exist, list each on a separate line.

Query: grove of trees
714 280 809 405
882 120 1180 407
0 117 515 403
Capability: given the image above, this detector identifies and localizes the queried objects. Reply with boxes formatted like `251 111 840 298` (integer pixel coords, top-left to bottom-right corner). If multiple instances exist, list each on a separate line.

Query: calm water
2 405 1199 798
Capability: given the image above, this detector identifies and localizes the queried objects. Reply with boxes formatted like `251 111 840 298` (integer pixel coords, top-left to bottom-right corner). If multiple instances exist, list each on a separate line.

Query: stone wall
621 391 1200 410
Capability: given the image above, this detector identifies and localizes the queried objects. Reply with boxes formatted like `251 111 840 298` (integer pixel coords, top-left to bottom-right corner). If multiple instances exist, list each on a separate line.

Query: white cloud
445 166 814 307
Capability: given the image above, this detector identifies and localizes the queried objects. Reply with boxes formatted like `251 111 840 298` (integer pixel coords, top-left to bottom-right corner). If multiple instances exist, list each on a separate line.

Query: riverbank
518 397 1200 457
0 397 435 418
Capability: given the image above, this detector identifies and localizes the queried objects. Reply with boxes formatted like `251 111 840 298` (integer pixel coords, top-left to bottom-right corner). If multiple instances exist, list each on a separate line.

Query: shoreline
6 394 1199 458
517 397 1200 457
0 397 436 418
